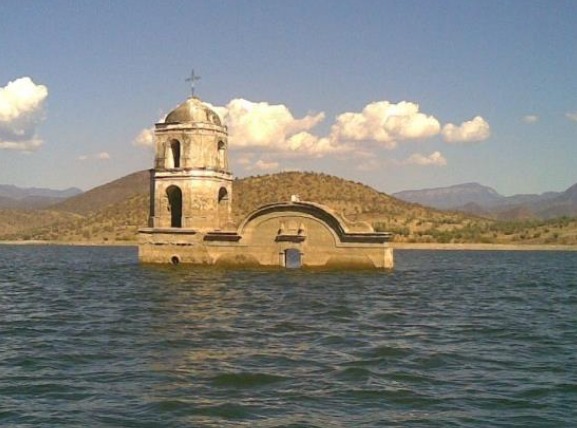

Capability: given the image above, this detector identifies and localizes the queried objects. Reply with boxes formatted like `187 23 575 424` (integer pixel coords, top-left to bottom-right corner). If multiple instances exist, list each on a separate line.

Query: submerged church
138 95 394 269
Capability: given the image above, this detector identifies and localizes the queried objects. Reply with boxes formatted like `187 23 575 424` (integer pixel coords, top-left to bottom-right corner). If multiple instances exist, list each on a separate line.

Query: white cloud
135 97 488 173
404 151 447 166
442 116 490 143
328 101 441 149
0 138 43 151
0 77 47 122
0 77 48 152
132 127 154 147
565 112 577 122
217 98 338 156
251 159 280 171
78 152 111 161
522 115 538 124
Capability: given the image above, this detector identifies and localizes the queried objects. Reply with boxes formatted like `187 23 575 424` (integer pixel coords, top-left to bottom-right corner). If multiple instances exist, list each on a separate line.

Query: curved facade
138 96 394 269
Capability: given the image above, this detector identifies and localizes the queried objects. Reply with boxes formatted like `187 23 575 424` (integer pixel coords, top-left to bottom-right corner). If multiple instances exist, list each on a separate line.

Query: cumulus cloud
132 127 155 147
216 98 343 156
522 115 538 124
565 112 577 122
442 116 490 143
404 151 447 166
0 77 48 151
328 101 441 149
134 97 489 173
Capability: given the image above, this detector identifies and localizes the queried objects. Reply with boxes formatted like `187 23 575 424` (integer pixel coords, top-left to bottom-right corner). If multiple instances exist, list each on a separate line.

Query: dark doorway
166 186 182 228
284 249 302 269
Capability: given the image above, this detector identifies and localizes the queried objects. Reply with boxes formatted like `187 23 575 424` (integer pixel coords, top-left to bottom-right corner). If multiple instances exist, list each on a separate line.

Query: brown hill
51 170 150 215
232 171 475 232
0 209 81 239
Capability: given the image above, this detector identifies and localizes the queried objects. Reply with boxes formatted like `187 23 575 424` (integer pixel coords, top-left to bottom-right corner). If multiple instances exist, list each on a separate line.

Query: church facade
138 96 394 269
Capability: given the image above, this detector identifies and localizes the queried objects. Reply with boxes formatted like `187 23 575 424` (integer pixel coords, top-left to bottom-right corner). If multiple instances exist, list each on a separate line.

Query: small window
284 249 302 269
217 141 226 169
218 187 228 203
170 140 181 168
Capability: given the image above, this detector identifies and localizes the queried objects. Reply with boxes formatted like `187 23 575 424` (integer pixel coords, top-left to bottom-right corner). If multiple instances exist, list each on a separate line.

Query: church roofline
237 200 392 243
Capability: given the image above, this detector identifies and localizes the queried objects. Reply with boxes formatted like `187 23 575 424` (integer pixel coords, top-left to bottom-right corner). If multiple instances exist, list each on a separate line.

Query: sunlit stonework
138 95 394 269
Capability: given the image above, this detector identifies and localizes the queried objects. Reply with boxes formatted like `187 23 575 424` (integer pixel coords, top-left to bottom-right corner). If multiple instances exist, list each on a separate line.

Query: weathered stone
138 95 394 269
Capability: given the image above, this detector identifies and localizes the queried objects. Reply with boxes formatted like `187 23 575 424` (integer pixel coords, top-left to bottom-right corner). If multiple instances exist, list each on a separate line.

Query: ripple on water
1 247 576 427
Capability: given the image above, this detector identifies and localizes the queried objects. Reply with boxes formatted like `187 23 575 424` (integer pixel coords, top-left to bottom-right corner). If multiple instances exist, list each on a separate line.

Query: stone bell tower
147 96 233 231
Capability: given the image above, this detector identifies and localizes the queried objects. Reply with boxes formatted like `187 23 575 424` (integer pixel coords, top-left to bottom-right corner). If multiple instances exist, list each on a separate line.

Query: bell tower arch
148 96 233 231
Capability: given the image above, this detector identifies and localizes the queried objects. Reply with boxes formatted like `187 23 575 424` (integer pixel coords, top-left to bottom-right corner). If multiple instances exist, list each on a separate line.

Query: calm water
1 246 576 427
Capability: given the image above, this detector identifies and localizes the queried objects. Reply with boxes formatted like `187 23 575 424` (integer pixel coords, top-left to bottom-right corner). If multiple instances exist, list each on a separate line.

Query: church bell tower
148 96 233 231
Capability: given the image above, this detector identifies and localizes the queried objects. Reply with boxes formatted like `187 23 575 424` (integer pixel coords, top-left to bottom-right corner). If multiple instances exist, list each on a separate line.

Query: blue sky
1 0 576 195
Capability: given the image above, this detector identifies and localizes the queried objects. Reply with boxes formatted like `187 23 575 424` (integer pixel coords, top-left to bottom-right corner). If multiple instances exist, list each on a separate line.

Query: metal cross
185 69 201 97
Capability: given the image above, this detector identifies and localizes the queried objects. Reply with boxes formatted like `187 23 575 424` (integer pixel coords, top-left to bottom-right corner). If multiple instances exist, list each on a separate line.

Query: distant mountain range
0 184 83 210
393 182 577 220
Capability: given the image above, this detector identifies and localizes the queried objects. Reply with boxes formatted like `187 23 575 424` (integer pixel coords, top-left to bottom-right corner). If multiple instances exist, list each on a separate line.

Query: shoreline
391 242 577 251
0 240 137 247
1 240 576 251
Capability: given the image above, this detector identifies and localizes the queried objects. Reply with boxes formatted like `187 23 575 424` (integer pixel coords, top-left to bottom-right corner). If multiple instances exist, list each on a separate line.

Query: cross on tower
185 69 201 97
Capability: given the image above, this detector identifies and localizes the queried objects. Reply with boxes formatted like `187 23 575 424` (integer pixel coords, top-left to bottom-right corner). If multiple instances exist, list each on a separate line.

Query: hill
0 184 82 199
0 184 82 210
1 170 480 243
393 181 577 220
51 170 150 215
393 183 503 210
1 171 576 245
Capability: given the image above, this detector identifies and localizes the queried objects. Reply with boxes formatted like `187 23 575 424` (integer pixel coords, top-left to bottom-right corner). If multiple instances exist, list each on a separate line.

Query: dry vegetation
1 170 576 246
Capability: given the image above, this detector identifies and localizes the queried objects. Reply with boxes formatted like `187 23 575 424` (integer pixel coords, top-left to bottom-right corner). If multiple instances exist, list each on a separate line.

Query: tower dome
164 96 222 125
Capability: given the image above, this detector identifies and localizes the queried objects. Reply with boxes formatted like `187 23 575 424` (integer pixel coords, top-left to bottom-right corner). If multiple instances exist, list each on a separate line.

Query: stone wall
139 202 394 269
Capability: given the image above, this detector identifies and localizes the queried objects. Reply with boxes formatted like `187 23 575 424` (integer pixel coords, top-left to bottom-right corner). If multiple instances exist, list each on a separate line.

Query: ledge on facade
153 168 233 178
138 228 198 235
340 232 393 243
203 231 242 242
275 234 306 243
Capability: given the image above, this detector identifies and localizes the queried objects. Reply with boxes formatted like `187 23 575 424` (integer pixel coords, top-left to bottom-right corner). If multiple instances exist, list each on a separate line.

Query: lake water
1 245 576 427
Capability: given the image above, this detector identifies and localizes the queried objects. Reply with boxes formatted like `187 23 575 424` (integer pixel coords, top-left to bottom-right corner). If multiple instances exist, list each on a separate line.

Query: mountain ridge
0 184 83 210
393 181 577 219
0 184 82 199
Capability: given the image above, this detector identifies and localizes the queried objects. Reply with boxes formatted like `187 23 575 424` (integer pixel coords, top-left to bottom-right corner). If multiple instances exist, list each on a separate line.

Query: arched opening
217 141 226 170
218 187 228 203
171 255 180 265
170 140 181 168
217 187 229 229
284 249 302 269
166 186 183 228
